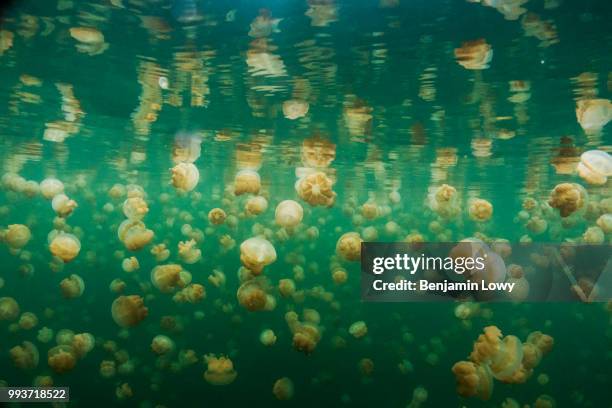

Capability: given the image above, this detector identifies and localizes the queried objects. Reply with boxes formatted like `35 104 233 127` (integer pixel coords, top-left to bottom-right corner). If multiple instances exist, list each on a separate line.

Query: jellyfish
577 150 612 185
122 197 149 220
291 322 321 354
451 361 493 400
234 170 261 195
178 239 201 264
69 27 104 43
260 329 277 346
121 257 140 273
151 243 170 262
171 162 200 192
203 354 237 385
49 231 81 262
575 99 612 133
9 341 39 370
407 386 428 408
173 283 206 304
17 312 37 330
332 268 348 284
349 321 368 339
272 377 294 400
172 132 202 164
208 208 227 225
239 237 277 274
237 280 268 311
151 335 175 355
548 183 587 217
3 224 31 249
248 9 282 38
208 269 227 287
37 327 53 343
245 196 268 215
296 172 336 207
336 232 362 261
59 274 85 299
0 296 19 321
51 194 78 217
100 360 116 378
71 333 95 358
111 295 148 327
454 39 493 70
583 226 604 244
40 178 64 199
468 199 493 222
151 264 191 293
48 345 77 374
427 184 461 218
596 214 612 234
122 224 154 251
275 200 304 228
278 278 296 298
282 99 309 120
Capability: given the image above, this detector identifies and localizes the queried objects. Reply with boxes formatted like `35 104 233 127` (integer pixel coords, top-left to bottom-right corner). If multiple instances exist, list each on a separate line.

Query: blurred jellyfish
272 377 294 400
111 295 148 327
203 354 237 385
171 162 200 192
239 237 277 274
48 345 77 374
248 9 282 38
245 196 268 215
468 199 493 222
577 150 612 185
51 194 78 217
151 243 171 262
9 341 39 370
3 224 31 249
40 178 64 200
71 333 95 358
260 329 277 346
151 335 175 355
454 39 493 70
275 200 304 228
282 99 309 120
349 321 368 339
121 256 140 273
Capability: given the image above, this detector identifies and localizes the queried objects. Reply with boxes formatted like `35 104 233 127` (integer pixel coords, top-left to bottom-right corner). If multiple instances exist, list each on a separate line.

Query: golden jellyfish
121 256 140 273
151 335 175 355
583 226 604 244
151 243 170 262
69 27 104 44
427 184 460 218
170 162 200 192
332 268 348 284
9 341 39 370
282 99 309 120
275 200 304 228
451 361 494 400
47 345 77 374
234 170 261 195
468 199 493 222
596 214 612 234
292 323 321 354
260 329 277 346
151 264 191 293
173 132 202 164
178 239 201 264
454 39 493 70
51 194 78 217
361 202 379 219
278 278 296 297
123 224 154 251
40 178 64 199
108 184 126 199
296 172 336 207
111 295 148 327
122 197 149 220
349 321 368 339
3 224 31 249
71 333 95 358
272 377 294 400
173 283 206 303
301 137 336 168
0 297 20 321
18 312 38 330
60 274 85 298
245 196 268 215
336 232 362 261
203 354 237 385
548 183 587 217
208 269 227 287
577 150 612 185
575 99 612 133
239 237 277 274
49 231 81 262
237 280 268 311
208 208 227 225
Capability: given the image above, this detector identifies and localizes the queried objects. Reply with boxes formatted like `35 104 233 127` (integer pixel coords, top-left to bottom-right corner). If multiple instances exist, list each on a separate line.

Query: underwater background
0 0 611 406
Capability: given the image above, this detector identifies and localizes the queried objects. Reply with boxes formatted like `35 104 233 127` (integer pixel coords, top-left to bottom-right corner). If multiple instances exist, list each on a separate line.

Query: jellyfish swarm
452 326 554 400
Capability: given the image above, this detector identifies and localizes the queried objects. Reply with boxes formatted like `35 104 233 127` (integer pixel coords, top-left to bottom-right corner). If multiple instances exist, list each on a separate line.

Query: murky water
0 0 611 406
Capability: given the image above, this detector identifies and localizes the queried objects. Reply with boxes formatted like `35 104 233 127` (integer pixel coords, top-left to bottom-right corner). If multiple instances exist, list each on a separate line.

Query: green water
0 0 611 406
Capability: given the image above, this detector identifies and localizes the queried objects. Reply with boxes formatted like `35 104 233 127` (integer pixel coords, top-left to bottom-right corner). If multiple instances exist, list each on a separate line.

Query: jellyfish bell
0 297 20 321
172 132 202 164
489 335 524 381
237 280 268 311
275 200 304 228
468 199 493 222
151 335 175 355
245 196 268 215
60 274 85 298
336 232 362 261
170 162 200 192
282 99 309 120
548 183 587 217
234 169 261 195
577 150 612 185
52 194 78 217
4 224 31 249
40 178 64 200
239 237 277 274
575 99 612 133
203 354 237 385
122 197 149 220
296 172 336 207
452 361 493 400
151 264 190 293
47 345 77 374
272 377 294 400
111 295 148 327
454 39 493 70
49 232 81 262
301 136 336 168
